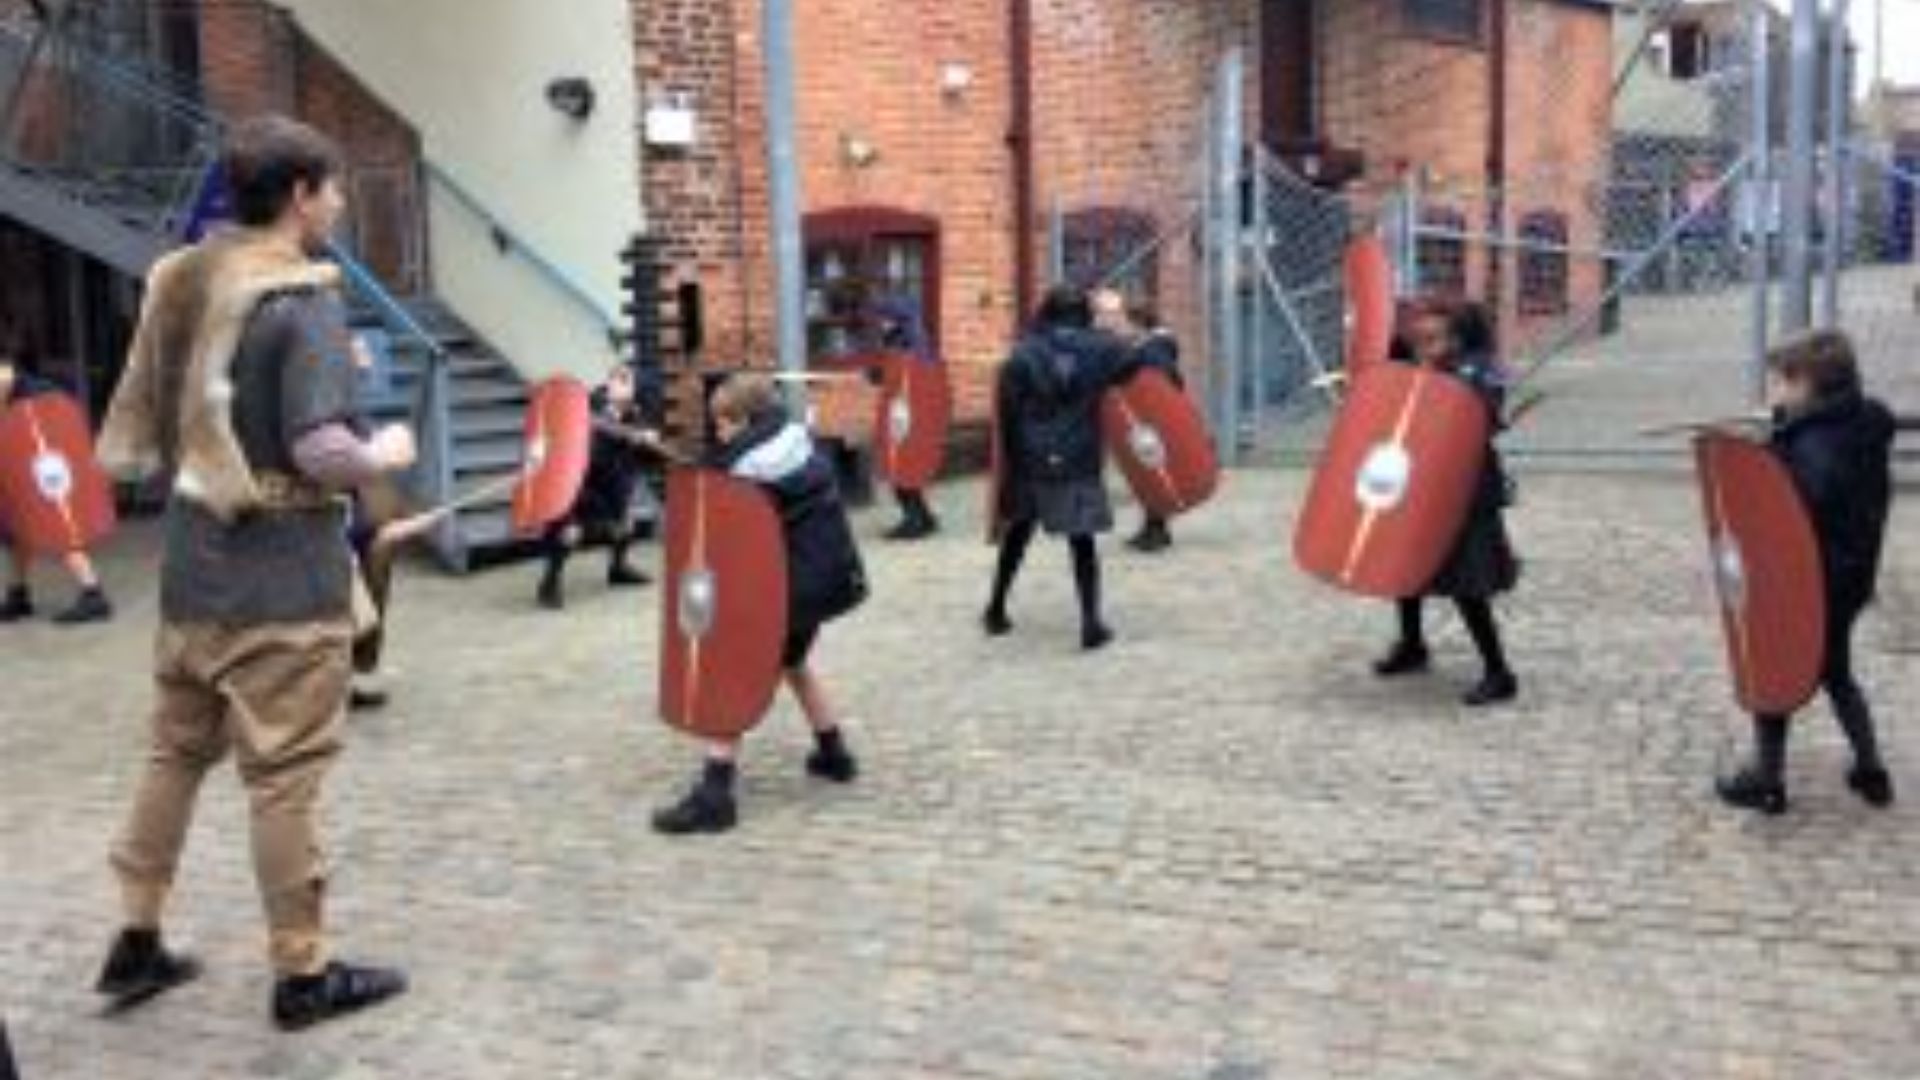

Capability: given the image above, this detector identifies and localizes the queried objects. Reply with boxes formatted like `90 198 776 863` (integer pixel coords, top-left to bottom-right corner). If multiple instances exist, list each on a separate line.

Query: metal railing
423 160 624 350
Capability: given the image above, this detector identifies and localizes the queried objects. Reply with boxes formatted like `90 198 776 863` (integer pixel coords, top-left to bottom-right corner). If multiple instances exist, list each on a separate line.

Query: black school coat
1770 390 1896 618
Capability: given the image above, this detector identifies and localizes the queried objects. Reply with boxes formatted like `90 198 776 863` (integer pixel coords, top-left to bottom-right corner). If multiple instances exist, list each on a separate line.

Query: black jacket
573 387 648 526
3 369 64 405
710 407 867 630
997 325 1136 485
1771 391 1896 614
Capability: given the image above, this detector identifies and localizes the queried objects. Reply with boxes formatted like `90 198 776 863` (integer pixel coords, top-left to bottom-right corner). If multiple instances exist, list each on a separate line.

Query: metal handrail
422 160 622 347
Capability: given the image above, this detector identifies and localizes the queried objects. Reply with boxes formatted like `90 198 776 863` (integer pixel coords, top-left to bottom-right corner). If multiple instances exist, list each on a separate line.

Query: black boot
1718 716 1789 815
53 587 113 626
271 961 408 1031
0 585 34 623
1847 765 1895 809
652 762 739 836
884 492 939 541
806 728 860 783
1127 517 1172 554
95 928 202 1009
982 606 1014 637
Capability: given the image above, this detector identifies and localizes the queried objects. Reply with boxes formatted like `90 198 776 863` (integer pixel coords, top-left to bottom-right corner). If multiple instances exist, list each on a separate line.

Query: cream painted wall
283 0 642 381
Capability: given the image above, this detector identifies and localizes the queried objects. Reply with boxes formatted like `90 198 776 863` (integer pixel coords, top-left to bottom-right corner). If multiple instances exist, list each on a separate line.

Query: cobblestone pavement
3 468 1917 1080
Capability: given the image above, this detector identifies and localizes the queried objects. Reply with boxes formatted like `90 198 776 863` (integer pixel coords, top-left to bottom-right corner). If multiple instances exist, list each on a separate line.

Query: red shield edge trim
0 394 116 557
1292 364 1489 599
1344 235 1396 378
1101 369 1221 519
874 353 952 490
510 377 593 535
1693 434 1827 716
658 468 789 740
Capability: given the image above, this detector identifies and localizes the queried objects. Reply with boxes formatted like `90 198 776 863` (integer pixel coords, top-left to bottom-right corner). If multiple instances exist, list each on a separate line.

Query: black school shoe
1127 522 1172 554
272 961 408 1031
95 928 202 1009
536 572 565 611
1081 622 1115 652
0 586 34 623
607 560 651 588
1715 768 1788 816
1372 641 1431 677
652 784 738 836
1847 766 1895 809
52 587 112 625
806 745 860 784
884 514 940 542
1462 670 1519 709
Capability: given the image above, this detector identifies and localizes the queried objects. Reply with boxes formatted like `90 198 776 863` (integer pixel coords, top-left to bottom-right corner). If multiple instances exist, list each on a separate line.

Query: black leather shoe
1716 769 1788 815
348 685 390 713
1847 766 1895 809
806 747 860 784
1462 670 1519 708
1127 524 1172 553
272 961 408 1031
885 515 939 542
1081 623 1115 652
0 586 32 623
652 785 738 836
52 588 112 626
536 573 564 611
95 928 202 1009
1372 641 1431 677
982 608 1014 637
607 561 651 588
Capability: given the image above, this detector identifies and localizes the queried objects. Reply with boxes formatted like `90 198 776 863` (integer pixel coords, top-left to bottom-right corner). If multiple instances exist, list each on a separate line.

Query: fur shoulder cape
98 230 342 522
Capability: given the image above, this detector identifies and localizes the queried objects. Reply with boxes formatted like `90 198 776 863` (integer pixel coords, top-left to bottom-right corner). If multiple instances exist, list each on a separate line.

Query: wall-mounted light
840 132 879 169
940 63 975 100
546 77 596 122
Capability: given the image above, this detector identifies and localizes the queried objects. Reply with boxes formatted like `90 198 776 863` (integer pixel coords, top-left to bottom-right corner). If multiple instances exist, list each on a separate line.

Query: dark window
1667 23 1708 80
1416 208 1468 298
1518 210 1571 316
1403 0 1482 43
802 207 940 364
1061 207 1159 306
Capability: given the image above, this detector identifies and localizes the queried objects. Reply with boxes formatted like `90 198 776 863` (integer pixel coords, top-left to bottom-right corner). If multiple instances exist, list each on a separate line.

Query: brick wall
638 0 1617 421
640 0 1019 421
199 0 424 289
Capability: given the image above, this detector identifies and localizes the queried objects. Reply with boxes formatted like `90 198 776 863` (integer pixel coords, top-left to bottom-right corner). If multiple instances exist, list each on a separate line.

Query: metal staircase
0 7 534 571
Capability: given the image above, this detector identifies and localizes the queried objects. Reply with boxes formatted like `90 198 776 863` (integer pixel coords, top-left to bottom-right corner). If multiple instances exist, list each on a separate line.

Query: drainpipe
1484 0 1509 323
1008 0 1036 330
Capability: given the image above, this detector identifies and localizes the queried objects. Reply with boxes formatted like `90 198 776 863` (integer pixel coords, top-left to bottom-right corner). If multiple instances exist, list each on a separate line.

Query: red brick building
637 0 1619 425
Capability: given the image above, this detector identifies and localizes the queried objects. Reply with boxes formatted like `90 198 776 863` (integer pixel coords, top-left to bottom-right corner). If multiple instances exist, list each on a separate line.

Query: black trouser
542 520 636 579
988 520 1102 630
1397 596 1511 678
1752 603 1882 782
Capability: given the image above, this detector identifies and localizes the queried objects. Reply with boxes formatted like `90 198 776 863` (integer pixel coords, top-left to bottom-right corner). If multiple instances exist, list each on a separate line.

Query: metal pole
1781 0 1821 331
1749 7 1774 402
1249 158 1269 420
1820 1 1852 327
1211 47 1245 463
763 0 806 377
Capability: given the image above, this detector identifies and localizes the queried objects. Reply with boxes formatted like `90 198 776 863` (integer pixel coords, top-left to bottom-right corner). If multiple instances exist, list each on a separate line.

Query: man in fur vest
91 116 412 1030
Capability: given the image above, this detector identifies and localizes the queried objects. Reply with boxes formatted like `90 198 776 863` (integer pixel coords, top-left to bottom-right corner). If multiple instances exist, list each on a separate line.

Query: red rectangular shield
874 353 952 490
510 377 593 536
1101 368 1221 519
1693 433 1827 715
659 468 790 740
0 393 116 557
1344 235 1395 378
1293 364 1489 598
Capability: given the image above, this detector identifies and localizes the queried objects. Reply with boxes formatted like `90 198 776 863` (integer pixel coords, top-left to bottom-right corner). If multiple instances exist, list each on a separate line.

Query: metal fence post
1781 0 1821 331
1249 156 1269 420
763 0 806 378
1819 0 1852 328
1750 4 1774 401
1210 47 1246 463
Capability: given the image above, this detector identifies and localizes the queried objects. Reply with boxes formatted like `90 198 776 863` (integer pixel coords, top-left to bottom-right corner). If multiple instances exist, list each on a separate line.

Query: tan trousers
110 618 353 976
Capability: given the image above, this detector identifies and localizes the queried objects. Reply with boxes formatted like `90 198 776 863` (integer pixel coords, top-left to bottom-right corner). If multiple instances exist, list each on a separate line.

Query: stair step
452 408 529 439
451 381 529 409
453 443 528 475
